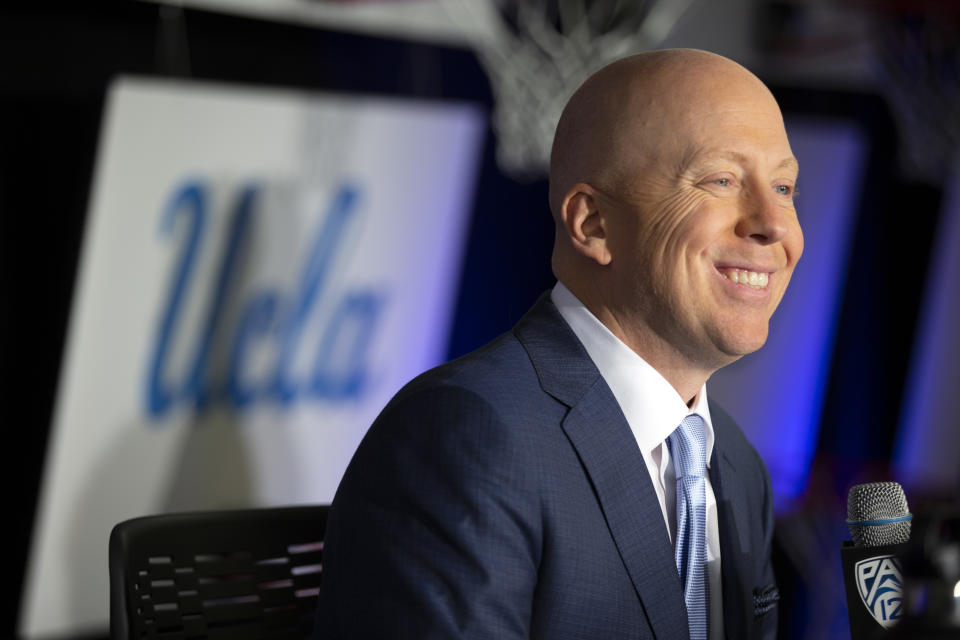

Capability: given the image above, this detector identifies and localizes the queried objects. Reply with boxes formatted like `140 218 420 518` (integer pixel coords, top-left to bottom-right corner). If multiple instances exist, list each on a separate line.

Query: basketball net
449 0 698 180
874 1 960 183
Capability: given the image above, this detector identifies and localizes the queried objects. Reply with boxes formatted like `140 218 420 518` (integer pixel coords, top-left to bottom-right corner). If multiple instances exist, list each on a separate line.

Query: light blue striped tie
669 414 709 640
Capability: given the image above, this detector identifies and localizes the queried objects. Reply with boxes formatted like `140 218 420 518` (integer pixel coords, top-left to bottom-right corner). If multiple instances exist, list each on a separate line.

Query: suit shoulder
340 331 551 504
389 330 542 411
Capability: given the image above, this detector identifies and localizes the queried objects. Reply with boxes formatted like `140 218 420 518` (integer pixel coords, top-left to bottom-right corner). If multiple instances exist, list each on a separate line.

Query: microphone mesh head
847 481 912 547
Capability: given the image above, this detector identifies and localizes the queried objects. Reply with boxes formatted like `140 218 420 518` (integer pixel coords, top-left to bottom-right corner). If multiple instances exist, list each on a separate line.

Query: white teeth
721 268 769 289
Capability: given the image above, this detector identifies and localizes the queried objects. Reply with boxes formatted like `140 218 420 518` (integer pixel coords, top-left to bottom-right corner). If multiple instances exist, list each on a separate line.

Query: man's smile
714 265 773 291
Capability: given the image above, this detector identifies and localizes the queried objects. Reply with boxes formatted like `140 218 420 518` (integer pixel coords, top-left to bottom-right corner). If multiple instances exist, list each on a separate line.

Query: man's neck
561 279 715 404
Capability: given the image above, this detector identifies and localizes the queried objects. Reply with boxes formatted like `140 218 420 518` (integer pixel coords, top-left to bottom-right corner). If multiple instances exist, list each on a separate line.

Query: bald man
313 49 801 640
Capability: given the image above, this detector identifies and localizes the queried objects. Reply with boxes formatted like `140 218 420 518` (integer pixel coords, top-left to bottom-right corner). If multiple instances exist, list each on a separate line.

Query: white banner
20 77 484 638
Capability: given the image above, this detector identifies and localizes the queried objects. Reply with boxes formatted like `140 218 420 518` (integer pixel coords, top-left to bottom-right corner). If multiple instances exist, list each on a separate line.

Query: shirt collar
551 281 715 465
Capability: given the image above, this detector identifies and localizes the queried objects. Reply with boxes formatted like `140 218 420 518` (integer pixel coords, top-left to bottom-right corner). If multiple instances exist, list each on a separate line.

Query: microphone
847 482 913 547
841 482 912 639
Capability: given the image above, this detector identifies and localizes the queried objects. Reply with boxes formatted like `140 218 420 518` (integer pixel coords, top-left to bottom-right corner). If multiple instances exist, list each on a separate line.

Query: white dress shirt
551 282 724 639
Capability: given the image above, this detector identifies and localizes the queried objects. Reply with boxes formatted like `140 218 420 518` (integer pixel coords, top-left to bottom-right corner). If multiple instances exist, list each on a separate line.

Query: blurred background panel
2 0 958 638
20 77 485 637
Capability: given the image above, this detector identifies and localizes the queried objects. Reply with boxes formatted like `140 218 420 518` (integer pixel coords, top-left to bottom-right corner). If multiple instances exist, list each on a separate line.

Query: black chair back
109 505 328 639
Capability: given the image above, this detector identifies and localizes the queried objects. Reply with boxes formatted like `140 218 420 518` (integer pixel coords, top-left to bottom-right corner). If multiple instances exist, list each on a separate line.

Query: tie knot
669 414 707 478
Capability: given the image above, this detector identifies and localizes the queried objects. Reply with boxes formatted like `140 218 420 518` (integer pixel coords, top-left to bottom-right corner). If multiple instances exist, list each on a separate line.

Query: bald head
548 49 780 218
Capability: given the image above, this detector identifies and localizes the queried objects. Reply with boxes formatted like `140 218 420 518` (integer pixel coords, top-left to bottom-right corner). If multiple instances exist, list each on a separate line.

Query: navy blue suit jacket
313 293 778 639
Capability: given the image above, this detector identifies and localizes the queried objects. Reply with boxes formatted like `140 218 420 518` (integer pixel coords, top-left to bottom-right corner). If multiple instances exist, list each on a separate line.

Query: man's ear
559 183 612 266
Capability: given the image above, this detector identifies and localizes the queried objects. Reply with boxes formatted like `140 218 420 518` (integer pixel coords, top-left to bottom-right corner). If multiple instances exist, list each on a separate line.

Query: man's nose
734 187 790 245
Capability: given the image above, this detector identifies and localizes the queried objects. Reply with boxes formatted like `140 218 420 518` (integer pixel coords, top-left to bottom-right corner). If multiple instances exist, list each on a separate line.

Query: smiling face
600 59 803 373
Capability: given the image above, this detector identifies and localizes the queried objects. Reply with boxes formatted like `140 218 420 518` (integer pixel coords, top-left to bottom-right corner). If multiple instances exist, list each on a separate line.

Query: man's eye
713 178 731 186
775 184 794 196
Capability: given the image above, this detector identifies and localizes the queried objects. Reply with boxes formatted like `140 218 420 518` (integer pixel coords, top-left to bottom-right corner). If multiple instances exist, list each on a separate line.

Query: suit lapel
562 386 689 640
514 294 688 640
708 403 752 640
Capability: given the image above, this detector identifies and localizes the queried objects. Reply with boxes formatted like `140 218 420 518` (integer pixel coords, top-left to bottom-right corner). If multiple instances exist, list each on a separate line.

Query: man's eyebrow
685 150 799 173
777 156 800 172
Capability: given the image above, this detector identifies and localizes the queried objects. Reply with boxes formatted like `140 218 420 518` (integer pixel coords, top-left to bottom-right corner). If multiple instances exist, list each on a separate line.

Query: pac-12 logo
855 555 904 627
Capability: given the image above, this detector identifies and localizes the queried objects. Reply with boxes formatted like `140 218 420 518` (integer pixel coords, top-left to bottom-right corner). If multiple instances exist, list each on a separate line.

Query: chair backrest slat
109 505 328 640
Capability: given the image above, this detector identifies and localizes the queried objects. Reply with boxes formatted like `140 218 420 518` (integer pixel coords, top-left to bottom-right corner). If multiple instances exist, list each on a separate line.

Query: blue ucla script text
145 180 384 420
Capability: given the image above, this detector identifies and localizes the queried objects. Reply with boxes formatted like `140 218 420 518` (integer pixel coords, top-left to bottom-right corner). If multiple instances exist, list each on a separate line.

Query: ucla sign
22 77 483 638
146 180 383 417
855 555 904 627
